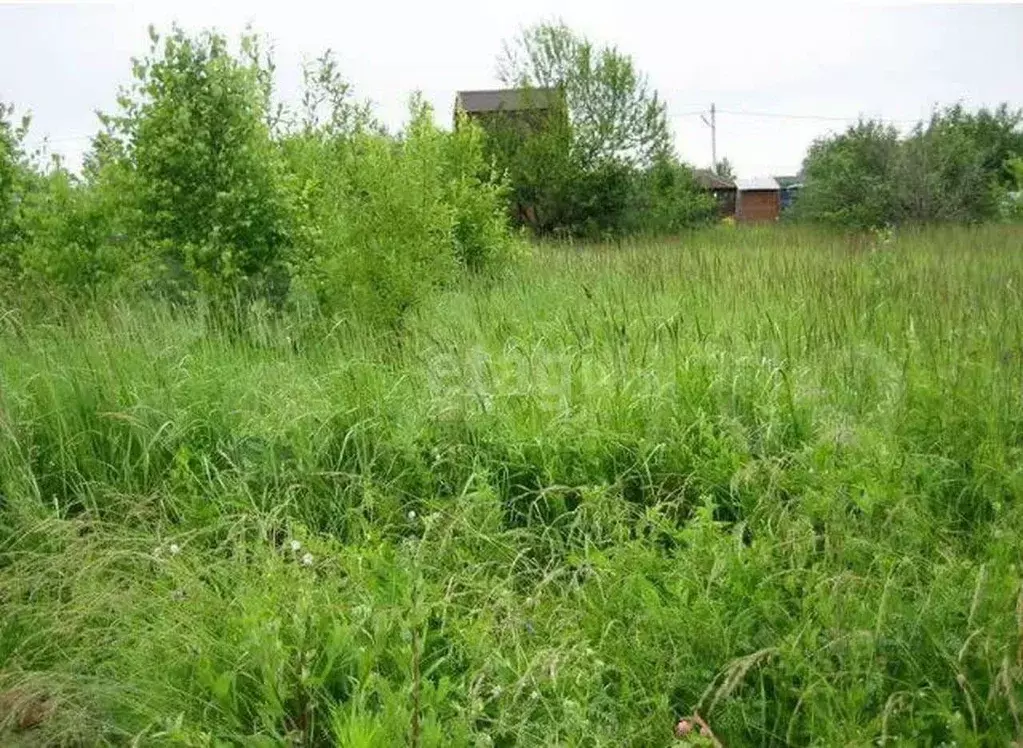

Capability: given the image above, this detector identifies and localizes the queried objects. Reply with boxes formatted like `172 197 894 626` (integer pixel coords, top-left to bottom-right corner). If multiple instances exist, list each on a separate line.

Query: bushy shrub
626 157 717 235
1002 156 1023 221
795 105 1023 228
14 169 122 293
793 121 901 230
284 91 512 326
442 112 513 272
0 131 154 304
100 26 295 305
2 30 516 327
0 102 30 273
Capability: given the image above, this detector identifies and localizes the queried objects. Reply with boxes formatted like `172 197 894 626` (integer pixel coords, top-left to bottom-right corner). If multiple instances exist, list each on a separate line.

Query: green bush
794 121 901 229
999 156 1023 221
1 30 516 326
15 170 117 293
0 102 30 274
284 95 512 326
626 157 718 235
101 26 295 305
796 105 1023 228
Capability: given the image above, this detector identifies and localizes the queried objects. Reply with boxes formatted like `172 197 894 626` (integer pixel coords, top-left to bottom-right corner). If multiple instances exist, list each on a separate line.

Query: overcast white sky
2 1 1022 177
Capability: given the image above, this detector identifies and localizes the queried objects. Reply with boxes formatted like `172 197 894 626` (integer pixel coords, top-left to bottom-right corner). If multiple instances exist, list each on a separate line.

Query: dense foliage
795 105 1023 228
0 28 514 326
498 21 672 169
284 94 511 323
3 18 1023 748
104 28 295 305
484 22 715 237
3 227 1023 745
0 103 29 267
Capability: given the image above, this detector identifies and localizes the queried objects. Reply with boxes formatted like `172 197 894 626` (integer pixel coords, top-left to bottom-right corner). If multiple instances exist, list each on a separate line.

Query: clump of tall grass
2 225 1023 745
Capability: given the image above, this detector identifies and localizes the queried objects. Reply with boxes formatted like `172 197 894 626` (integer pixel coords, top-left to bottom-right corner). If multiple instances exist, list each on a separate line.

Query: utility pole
701 103 717 173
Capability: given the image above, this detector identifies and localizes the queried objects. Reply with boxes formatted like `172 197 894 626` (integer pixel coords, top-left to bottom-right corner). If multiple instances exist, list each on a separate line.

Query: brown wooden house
736 176 781 222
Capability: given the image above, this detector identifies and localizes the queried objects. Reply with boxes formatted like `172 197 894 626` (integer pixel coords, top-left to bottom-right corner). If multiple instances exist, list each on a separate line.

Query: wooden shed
736 176 781 222
693 169 737 218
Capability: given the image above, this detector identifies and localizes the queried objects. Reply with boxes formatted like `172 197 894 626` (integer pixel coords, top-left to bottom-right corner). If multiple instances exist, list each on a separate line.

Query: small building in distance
454 88 562 131
693 169 737 218
736 176 781 222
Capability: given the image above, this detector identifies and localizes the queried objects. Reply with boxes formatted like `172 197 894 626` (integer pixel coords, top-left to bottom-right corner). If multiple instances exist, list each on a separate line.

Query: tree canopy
497 21 672 169
794 105 1023 228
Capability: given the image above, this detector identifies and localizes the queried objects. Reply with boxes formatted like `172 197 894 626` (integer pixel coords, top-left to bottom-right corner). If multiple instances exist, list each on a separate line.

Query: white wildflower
168 543 181 556
290 539 302 552
301 552 314 567
407 510 417 520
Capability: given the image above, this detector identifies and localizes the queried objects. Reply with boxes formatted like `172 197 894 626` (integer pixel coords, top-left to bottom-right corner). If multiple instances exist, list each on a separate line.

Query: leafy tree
715 157 735 181
497 21 671 169
491 22 711 238
795 121 901 229
896 113 997 223
627 156 717 234
98 26 295 306
0 102 30 254
927 103 1023 188
796 105 1022 228
475 93 579 234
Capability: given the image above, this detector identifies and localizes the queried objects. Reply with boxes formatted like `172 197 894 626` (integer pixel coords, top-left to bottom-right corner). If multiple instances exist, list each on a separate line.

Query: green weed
2 225 1023 745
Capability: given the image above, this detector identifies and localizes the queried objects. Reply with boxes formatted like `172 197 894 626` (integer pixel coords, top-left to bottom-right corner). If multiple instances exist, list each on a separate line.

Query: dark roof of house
455 88 560 114
693 169 736 190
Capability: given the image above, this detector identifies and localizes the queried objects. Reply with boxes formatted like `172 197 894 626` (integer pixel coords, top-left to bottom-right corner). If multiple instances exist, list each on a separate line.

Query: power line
668 108 919 124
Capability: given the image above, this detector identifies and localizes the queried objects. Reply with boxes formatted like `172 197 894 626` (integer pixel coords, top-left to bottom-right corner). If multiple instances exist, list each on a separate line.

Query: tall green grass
2 225 1023 745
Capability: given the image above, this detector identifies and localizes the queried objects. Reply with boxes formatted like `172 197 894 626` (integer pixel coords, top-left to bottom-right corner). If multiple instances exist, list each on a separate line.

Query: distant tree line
792 105 1023 228
0 21 725 327
3 21 1020 328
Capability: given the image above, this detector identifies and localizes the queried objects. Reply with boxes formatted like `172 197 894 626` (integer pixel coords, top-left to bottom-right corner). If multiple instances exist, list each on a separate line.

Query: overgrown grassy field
2 226 1023 746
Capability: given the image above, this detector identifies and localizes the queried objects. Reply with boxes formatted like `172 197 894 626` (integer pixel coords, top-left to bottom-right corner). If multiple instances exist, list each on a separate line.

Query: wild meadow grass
2 225 1023 745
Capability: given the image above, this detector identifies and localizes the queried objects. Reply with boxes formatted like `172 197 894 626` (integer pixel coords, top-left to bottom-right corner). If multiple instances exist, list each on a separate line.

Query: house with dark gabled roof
454 88 562 131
